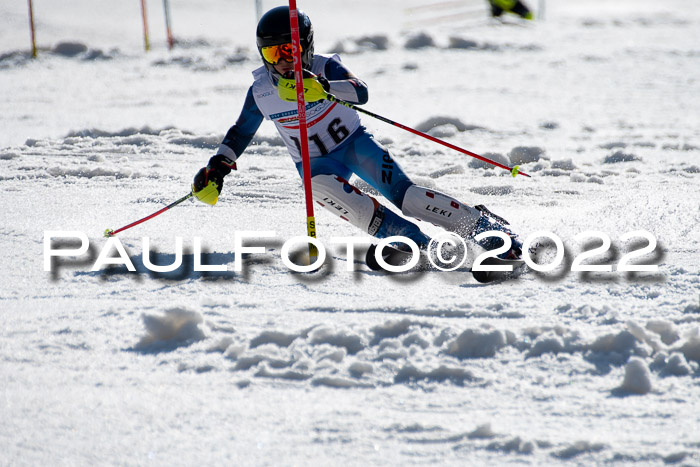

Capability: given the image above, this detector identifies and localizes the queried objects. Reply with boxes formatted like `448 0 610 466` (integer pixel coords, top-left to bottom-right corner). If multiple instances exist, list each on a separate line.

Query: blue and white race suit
212 54 489 250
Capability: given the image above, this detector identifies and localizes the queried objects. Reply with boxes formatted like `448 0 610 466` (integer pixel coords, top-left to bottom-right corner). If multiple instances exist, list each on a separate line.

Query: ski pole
140 0 150 52
104 192 193 237
325 94 529 178
27 0 37 58
163 0 174 50
289 0 319 262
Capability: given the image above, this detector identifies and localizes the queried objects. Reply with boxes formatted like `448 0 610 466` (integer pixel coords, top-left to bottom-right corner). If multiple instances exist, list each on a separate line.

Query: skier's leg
295 158 430 248
401 185 523 260
340 132 522 259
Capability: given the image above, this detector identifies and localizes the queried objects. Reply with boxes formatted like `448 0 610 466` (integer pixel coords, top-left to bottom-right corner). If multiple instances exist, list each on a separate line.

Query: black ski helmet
256 6 314 72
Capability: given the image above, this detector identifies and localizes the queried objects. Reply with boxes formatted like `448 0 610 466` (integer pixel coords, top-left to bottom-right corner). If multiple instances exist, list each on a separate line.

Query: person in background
487 0 534 20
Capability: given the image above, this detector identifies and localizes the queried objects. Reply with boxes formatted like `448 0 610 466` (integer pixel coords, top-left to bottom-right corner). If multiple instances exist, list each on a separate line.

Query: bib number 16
290 118 349 155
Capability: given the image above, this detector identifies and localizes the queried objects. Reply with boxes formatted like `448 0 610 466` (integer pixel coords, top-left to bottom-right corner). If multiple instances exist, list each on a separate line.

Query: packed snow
1 0 699 464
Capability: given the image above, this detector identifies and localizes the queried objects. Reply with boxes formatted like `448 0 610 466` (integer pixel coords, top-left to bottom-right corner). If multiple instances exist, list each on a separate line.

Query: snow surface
1 0 700 465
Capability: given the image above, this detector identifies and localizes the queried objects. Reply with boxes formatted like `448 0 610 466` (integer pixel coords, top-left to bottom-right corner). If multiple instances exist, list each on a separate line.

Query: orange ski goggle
261 43 301 65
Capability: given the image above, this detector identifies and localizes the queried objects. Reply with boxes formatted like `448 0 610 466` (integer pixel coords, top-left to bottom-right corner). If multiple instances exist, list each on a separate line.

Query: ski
365 242 527 283
365 244 414 271
470 256 527 283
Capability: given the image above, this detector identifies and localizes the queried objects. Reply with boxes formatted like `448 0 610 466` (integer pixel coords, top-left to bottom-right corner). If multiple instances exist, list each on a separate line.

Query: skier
486 0 534 20
192 6 523 262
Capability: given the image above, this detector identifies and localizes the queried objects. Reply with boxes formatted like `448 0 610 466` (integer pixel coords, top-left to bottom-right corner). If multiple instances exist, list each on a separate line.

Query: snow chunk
311 376 372 388
599 142 627 150
540 121 560 130
552 441 605 459
309 327 366 354
509 146 546 164
135 308 205 350
249 330 300 349
426 124 458 138
0 152 19 160
394 364 478 386
65 126 169 138
551 158 577 171
355 35 390 50
235 379 251 389
348 361 374 378
447 37 501 51
433 328 456 347
445 328 507 359
586 176 605 184
316 347 346 363
468 152 510 170
0 50 34 69
164 133 219 149
626 321 663 353
646 320 679 345
526 335 565 358
468 423 497 439
663 452 691 464
616 358 653 395
47 165 134 179
223 344 246 361
206 336 234 353
662 353 692 376
487 437 534 454
447 36 479 50
402 333 430 349
232 355 265 371
540 169 570 177
429 164 464 178
414 116 484 133
469 185 513 196
386 423 443 434
404 32 435 49
603 151 642 163
256 366 311 381
589 330 637 354
370 318 417 345
675 334 700 363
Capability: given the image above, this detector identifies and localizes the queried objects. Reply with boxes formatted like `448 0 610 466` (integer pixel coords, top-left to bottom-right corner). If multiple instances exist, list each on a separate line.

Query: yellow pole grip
306 216 318 261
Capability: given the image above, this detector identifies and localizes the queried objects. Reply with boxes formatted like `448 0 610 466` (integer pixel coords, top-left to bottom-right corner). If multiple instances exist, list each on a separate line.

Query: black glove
193 166 224 192
192 155 236 205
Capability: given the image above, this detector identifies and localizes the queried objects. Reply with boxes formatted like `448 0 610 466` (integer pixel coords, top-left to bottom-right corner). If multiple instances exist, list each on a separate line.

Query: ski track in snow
2 0 700 465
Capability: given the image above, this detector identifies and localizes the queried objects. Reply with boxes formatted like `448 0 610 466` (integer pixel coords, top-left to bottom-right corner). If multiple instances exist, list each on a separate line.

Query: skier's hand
192 167 224 205
192 154 237 205
277 71 330 103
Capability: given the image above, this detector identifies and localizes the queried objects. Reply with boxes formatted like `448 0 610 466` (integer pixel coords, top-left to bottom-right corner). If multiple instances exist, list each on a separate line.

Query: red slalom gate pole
327 95 530 178
27 0 37 58
163 0 174 50
140 0 151 51
104 192 193 237
289 1 318 262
